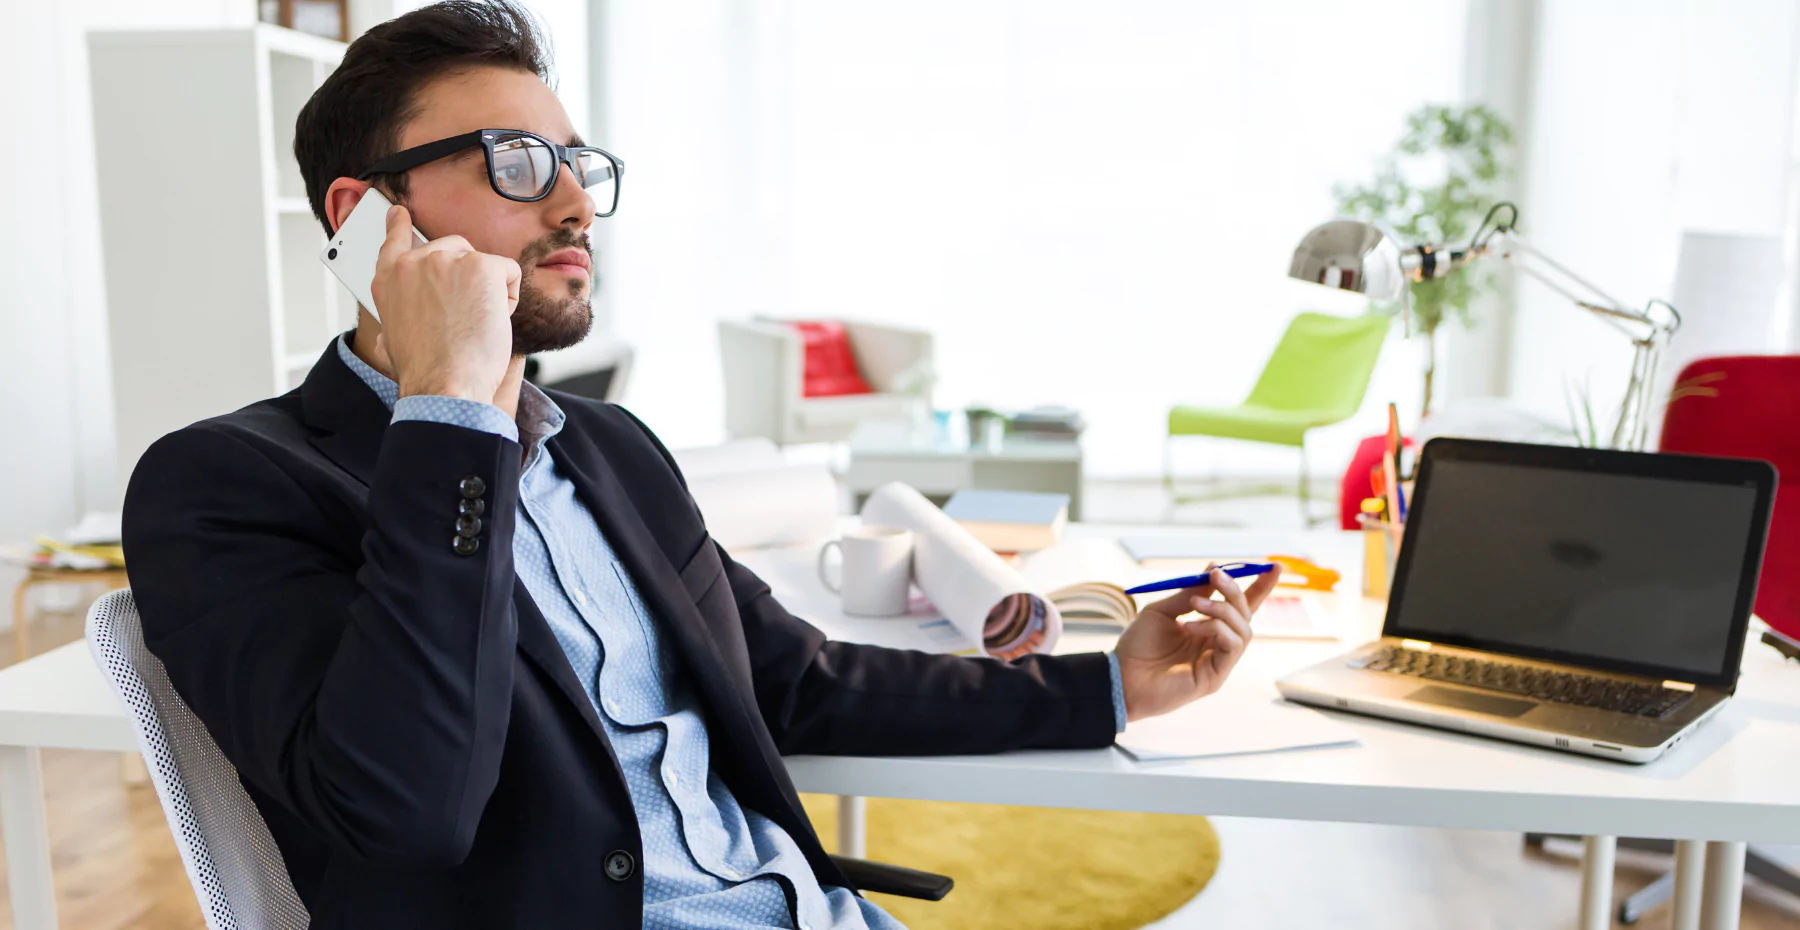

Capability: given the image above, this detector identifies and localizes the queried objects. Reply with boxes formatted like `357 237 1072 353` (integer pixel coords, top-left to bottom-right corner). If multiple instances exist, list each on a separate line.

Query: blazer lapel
298 336 388 487
547 432 764 740
510 580 615 749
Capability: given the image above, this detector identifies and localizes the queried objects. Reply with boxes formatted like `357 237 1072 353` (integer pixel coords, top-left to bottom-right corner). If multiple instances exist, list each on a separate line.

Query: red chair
1597 355 1800 925
1659 355 1800 639
1339 434 1416 530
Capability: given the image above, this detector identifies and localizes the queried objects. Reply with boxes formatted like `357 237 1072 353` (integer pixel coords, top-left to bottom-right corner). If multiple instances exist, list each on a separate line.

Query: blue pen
1124 562 1278 595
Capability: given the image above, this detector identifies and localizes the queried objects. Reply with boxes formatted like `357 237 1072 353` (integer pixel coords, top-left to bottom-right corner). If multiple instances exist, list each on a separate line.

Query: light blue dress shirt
334 335 1127 929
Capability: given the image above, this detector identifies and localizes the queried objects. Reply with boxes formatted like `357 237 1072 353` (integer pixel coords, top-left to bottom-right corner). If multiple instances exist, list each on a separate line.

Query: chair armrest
829 854 954 901
838 320 933 393
719 319 803 440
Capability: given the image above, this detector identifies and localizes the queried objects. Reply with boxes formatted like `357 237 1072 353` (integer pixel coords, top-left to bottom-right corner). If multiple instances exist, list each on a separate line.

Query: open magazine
1016 538 1339 639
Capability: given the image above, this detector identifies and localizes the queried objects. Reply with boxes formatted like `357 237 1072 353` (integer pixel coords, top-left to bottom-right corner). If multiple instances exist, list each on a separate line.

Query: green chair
1164 311 1390 523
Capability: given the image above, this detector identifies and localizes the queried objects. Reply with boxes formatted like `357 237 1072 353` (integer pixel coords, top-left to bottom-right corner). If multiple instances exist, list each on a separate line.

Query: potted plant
1334 104 1515 416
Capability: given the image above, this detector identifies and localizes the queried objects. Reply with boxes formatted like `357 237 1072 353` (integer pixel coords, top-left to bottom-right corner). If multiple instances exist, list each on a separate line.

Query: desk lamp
1287 203 1682 451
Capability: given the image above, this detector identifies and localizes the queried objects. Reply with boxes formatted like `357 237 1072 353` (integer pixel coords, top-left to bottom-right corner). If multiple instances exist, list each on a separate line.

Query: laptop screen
1386 441 1773 686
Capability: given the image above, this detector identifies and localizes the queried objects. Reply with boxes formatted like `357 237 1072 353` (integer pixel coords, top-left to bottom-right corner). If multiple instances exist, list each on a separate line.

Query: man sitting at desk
120 3 1281 927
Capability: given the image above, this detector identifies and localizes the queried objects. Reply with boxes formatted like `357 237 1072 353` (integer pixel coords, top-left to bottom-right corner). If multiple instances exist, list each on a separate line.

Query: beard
510 227 595 356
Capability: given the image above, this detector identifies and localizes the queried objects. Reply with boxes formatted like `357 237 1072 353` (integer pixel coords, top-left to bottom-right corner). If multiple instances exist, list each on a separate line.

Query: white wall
0 0 252 627
1506 0 1800 433
604 0 1470 478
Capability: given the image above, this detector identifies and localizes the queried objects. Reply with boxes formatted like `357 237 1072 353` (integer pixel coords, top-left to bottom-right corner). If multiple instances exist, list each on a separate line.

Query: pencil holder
1358 513 1402 599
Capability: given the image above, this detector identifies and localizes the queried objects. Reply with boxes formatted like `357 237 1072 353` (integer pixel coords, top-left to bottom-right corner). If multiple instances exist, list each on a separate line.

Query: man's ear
323 178 374 234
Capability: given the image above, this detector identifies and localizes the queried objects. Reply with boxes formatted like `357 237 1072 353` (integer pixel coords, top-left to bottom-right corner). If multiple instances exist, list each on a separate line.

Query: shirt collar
334 331 566 444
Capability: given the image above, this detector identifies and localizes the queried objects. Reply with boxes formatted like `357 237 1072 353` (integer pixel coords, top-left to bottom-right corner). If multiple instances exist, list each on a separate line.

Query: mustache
518 228 592 266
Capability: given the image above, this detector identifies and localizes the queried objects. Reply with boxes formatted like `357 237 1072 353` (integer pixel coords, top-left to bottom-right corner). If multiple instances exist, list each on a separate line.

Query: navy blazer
121 339 1118 929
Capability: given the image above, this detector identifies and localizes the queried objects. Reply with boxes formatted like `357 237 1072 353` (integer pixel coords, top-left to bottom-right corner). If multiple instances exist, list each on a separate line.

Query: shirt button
603 849 635 882
458 475 486 499
572 589 587 606
605 697 623 717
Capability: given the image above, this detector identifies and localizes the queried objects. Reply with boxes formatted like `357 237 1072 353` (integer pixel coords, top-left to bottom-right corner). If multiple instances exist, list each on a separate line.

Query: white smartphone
319 187 427 322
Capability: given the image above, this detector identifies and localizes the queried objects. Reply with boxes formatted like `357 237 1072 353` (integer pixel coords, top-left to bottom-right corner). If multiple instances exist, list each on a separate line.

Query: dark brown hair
293 0 553 235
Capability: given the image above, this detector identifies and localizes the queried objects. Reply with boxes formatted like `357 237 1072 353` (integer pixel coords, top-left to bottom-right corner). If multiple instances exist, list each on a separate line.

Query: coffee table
843 419 1084 520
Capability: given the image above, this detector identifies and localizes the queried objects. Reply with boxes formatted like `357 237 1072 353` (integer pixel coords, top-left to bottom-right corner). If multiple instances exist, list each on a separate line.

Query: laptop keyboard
1353 646 1693 718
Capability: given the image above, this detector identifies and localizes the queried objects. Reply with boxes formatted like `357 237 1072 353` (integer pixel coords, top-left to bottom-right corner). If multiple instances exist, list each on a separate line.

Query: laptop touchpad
1407 685 1537 718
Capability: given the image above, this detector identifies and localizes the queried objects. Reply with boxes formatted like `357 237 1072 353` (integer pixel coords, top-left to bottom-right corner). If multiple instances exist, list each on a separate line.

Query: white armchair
719 317 933 445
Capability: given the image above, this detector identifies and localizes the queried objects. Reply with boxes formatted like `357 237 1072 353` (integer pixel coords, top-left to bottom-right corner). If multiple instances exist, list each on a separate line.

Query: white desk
738 524 1800 930
0 640 138 930
1 525 1795 930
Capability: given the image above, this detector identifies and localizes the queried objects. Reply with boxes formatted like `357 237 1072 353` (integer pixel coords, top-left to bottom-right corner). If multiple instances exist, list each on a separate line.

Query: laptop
1276 438 1776 763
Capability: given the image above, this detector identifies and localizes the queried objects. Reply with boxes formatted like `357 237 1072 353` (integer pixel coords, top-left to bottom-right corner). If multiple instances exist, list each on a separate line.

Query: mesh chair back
85 589 309 930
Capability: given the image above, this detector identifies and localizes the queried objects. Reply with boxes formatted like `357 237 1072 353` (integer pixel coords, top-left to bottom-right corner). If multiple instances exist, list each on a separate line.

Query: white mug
817 526 914 617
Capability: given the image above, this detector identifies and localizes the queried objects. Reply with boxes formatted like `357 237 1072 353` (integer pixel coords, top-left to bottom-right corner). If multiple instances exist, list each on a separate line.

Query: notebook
942 489 1069 552
1116 687 1360 761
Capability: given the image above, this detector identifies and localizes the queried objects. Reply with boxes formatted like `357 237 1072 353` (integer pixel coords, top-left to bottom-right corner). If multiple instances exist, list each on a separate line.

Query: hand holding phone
320 188 520 404
321 187 423 323
372 203 521 404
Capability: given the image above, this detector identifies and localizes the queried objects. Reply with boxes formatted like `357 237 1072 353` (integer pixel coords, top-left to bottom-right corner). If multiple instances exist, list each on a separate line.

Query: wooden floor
0 749 204 930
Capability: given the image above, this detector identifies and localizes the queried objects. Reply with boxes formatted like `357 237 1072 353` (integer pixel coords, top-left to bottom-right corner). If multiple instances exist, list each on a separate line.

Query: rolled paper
859 482 1061 659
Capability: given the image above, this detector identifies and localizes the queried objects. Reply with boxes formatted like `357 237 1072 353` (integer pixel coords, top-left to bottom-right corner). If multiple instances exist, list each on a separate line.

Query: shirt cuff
1106 651 1128 734
392 395 520 443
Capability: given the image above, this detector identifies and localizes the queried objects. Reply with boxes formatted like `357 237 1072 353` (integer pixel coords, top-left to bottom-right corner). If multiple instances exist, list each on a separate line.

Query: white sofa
718 317 933 445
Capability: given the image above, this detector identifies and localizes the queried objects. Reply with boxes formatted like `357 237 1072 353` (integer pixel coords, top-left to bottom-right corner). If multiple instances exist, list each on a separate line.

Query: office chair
86 590 950 929
1527 355 1800 924
1165 311 1389 524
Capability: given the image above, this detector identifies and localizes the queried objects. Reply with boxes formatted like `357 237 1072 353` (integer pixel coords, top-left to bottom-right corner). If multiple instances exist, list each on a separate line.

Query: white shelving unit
90 25 348 486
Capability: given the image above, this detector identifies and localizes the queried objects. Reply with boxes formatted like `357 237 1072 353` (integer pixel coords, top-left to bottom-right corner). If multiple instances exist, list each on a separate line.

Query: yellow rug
800 794 1220 930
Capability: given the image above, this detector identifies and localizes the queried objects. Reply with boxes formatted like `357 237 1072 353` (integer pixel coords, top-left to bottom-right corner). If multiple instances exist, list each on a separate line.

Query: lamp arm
1474 230 1680 451
1485 232 1656 328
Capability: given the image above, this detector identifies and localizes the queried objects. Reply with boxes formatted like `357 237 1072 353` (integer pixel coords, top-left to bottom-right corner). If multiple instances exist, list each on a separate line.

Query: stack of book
1 512 125 570
942 489 1069 553
1008 405 1084 439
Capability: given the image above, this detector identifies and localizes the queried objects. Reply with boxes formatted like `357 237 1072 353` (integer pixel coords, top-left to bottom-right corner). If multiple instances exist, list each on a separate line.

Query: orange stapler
1266 553 1341 592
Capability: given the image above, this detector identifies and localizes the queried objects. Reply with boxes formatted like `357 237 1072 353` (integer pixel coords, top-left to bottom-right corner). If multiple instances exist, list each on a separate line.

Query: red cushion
788 321 873 398
1340 433 1416 530
1660 356 1800 639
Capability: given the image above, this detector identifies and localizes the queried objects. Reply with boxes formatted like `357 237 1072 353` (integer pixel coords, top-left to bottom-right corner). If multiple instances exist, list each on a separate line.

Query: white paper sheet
860 482 1061 659
1016 538 1149 593
671 438 785 479
686 464 840 550
1117 688 1360 762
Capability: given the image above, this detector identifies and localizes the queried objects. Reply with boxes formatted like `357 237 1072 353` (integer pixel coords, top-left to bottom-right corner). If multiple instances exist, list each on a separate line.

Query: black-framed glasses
358 128 624 217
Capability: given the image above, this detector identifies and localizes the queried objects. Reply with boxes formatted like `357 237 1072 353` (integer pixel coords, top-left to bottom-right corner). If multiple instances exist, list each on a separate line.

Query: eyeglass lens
490 135 619 213
491 136 556 198
574 150 618 213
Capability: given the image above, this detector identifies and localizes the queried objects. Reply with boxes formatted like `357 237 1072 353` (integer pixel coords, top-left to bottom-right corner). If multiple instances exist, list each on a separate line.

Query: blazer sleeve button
604 850 636 882
452 535 480 557
458 498 486 516
459 475 487 499
455 514 483 538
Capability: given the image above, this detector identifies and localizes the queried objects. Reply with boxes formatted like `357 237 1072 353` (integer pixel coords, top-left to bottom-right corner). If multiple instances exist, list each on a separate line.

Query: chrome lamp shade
1287 219 1409 302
